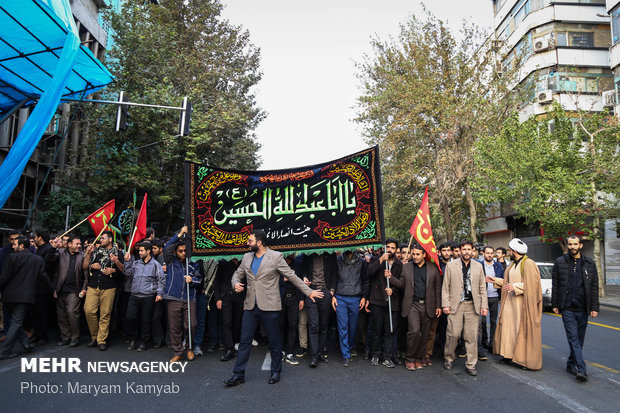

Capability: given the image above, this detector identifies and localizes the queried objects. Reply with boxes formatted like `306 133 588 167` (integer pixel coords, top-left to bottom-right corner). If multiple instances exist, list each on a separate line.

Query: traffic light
115 91 129 132
179 96 192 136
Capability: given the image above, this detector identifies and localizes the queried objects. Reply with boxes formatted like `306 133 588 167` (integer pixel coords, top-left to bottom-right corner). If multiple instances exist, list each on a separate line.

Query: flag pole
127 225 138 252
385 244 393 333
405 233 414 261
59 216 90 238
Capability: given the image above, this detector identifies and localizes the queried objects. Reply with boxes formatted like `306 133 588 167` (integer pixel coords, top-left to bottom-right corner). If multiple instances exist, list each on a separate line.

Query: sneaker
350 349 358 357
566 366 577 376
457 352 467 358
382 359 395 368
319 352 328 363
478 351 488 361
234 343 240 351
370 355 379 366
342 358 351 367
205 344 216 352
285 354 299 365
576 372 588 382
295 347 307 358
194 345 203 356
252 339 259 347
444 360 453 370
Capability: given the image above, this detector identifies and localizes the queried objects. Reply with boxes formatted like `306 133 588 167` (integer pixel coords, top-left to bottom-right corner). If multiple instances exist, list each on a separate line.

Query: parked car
537 262 554 310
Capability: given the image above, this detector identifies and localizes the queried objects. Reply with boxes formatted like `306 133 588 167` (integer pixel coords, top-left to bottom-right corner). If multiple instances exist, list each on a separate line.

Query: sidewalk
600 284 620 309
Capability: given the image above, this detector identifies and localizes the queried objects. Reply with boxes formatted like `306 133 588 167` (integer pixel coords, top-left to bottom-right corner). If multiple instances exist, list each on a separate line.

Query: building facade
0 0 117 237
484 0 620 284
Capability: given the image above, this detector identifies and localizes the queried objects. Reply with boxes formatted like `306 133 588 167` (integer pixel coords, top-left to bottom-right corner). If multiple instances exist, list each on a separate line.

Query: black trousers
306 288 332 357
369 303 397 357
29 293 51 341
126 295 156 344
433 312 448 358
280 294 300 354
151 300 165 346
480 296 499 348
0 302 30 355
221 292 244 350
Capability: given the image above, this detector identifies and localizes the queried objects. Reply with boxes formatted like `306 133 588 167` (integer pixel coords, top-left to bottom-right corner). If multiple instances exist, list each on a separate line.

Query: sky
219 1 495 170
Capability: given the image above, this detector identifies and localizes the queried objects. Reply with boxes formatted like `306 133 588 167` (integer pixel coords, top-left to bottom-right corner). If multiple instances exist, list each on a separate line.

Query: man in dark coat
0 237 52 359
552 235 599 382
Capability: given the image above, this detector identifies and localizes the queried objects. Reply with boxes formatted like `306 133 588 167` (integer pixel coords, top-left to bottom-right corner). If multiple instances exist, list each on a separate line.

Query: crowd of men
0 226 599 385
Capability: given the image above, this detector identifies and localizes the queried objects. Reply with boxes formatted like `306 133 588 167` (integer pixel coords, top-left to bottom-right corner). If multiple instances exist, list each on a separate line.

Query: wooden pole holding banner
126 225 138 253
405 233 414 260
59 216 90 239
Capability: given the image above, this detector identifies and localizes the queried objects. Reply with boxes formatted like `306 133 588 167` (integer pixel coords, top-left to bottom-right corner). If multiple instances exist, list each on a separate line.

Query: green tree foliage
474 103 620 294
355 9 520 242
37 183 99 237
78 0 264 233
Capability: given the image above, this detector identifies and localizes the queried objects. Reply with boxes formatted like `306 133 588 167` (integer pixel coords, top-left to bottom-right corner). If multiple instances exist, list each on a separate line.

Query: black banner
184 146 384 258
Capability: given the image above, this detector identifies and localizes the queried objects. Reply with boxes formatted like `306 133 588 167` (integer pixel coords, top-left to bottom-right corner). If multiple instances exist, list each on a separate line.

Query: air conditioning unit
533 34 553 53
602 90 616 107
537 90 553 104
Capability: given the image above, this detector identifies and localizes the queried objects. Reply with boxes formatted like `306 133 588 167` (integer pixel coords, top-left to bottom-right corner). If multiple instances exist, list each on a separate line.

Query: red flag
409 187 441 274
128 193 147 251
87 200 115 235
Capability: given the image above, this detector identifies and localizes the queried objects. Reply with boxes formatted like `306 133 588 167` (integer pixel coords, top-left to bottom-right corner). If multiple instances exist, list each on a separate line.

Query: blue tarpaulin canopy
0 0 113 112
0 0 113 210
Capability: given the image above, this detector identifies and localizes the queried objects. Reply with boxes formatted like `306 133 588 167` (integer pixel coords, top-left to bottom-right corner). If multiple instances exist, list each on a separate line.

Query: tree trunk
464 180 477 242
591 182 605 297
441 199 454 241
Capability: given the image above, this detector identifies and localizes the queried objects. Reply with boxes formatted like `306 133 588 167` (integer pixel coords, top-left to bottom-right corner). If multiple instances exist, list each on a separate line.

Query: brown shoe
424 357 433 366
414 361 424 370
169 355 184 363
405 362 416 371
186 349 195 361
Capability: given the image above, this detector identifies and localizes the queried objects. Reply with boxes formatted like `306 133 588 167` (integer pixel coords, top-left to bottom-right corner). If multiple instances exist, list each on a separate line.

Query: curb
600 301 620 310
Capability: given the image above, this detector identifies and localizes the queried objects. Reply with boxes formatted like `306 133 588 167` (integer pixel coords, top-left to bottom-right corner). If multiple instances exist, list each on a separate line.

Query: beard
250 244 259 252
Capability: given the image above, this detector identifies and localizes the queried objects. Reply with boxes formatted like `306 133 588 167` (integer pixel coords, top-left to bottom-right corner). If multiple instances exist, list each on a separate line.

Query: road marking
0 346 64 374
542 344 553 350
586 361 620 374
492 363 595 413
262 352 271 371
545 312 620 331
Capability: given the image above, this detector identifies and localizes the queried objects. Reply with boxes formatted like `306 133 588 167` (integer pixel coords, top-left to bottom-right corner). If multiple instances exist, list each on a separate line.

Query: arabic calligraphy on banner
185 146 385 256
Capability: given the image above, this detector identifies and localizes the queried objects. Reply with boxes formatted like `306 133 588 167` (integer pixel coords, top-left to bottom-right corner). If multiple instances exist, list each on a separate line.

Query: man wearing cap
488 238 542 370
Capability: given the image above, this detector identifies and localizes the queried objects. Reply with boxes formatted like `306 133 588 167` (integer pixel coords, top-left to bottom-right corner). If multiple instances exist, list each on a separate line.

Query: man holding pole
366 238 403 368
163 226 201 363
83 230 124 351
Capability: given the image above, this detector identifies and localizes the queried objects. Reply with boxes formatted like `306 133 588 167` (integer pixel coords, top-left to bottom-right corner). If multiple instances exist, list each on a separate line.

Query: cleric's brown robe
491 256 542 370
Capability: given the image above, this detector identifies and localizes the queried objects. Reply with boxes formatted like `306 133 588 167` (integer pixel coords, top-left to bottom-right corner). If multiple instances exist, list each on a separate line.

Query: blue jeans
562 309 589 375
194 292 207 347
233 306 282 376
335 295 360 359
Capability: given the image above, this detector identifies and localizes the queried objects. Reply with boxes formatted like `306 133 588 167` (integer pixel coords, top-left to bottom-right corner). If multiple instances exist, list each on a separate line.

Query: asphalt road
0 306 618 413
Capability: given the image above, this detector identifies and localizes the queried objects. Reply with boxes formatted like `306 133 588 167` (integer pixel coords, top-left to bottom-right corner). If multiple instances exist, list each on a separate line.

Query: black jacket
300 253 338 291
35 242 55 294
0 250 52 304
367 257 403 311
552 254 599 313
214 259 243 301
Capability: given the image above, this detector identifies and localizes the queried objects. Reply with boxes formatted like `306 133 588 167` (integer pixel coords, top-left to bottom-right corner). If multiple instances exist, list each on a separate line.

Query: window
554 32 594 47
556 32 567 46
570 32 594 48
612 7 620 44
